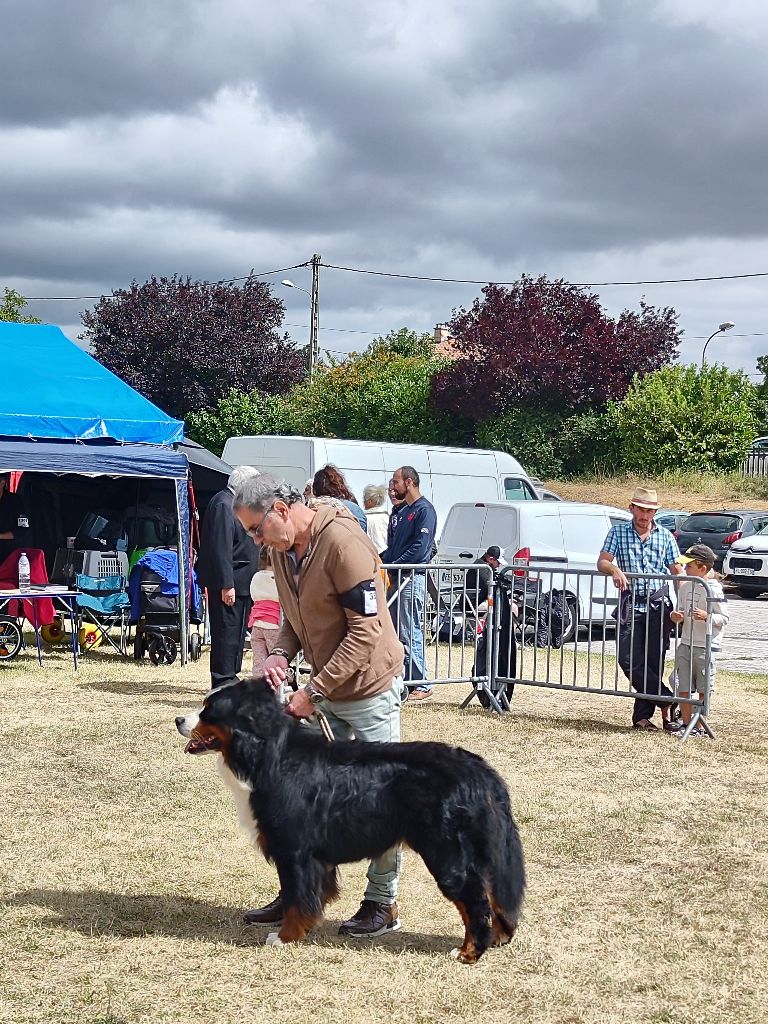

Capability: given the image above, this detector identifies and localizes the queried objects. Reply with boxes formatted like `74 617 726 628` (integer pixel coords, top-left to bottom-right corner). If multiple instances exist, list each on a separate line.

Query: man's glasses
248 506 276 540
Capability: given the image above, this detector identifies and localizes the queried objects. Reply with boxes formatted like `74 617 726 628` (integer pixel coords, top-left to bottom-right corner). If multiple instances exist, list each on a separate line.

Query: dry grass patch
547 471 768 513
1 646 767 1024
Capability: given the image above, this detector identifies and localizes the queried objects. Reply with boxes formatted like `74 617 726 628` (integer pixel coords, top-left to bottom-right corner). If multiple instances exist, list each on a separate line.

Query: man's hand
220 587 236 607
670 610 684 624
285 686 315 719
610 567 629 591
692 608 708 622
262 653 289 691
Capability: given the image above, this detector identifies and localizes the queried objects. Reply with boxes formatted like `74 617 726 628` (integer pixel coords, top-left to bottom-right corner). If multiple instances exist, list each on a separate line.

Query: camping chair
75 573 131 655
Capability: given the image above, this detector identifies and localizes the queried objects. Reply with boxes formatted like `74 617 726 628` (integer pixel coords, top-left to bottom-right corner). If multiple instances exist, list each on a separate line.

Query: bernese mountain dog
176 678 525 963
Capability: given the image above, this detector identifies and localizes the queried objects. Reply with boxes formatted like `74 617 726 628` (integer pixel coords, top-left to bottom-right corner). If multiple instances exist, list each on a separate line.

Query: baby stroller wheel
133 632 146 660
0 616 23 661
148 635 177 666
189 632 202 662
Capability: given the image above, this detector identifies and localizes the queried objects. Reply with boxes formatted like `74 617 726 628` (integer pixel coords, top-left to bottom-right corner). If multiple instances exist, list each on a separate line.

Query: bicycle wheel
0 616 23 661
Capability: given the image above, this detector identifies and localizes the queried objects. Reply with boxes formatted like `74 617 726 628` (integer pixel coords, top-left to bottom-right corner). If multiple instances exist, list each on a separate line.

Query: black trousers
617 603 674 724
208 594 250 688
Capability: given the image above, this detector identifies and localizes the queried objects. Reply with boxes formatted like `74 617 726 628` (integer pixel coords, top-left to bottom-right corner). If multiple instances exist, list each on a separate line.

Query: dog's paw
449 947 477 964
265 932 284 947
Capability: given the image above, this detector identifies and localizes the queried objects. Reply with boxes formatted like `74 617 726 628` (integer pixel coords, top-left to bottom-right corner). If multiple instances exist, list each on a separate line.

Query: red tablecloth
0 547 56 626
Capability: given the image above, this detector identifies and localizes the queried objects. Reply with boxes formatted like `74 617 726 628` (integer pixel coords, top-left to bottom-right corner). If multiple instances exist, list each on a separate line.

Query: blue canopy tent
0 323 194 663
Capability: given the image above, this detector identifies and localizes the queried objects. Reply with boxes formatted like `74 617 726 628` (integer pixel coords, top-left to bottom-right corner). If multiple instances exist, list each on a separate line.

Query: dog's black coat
192 679 525 959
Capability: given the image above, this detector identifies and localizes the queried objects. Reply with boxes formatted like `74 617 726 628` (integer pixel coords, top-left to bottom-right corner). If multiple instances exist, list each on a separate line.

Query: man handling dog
233 474 406 939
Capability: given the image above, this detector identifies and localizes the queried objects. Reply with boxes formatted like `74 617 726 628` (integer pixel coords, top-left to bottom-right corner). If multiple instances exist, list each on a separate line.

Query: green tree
0 287 41 323
291 343 471 445
186 390 296 456
367 326 436 360
615 363 756 473
750 355 768 434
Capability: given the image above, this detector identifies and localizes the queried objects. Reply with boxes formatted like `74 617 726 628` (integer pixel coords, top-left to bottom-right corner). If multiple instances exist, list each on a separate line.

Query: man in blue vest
381 466 437 702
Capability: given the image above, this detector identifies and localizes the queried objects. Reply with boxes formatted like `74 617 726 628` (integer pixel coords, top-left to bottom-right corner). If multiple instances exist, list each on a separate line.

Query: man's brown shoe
406 688 433 702
338 900 401 937
243 893 283 925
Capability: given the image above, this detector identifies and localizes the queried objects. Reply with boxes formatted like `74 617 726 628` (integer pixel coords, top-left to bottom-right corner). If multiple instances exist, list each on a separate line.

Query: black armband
339 580 378 616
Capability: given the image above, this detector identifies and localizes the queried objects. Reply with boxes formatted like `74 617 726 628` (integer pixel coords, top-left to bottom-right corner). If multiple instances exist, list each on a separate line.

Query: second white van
437 500 632 640
221 435 539 536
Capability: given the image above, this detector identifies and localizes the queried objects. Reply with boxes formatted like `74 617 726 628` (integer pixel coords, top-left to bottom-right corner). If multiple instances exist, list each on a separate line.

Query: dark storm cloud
1 0 767 370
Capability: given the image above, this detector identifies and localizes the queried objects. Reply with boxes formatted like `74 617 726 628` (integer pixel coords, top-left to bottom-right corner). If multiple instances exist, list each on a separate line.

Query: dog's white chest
217 758 259 846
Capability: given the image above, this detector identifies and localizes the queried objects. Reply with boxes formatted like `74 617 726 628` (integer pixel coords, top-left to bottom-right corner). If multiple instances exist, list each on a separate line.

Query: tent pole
175 478 188 667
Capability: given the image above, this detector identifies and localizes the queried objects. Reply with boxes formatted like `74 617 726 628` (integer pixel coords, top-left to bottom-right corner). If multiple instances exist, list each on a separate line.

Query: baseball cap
677 543 716 568
482 545 502 560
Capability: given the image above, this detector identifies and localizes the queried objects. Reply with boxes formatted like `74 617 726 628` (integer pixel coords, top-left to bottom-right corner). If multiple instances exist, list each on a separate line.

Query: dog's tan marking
277 906 322 943
451 901 479 964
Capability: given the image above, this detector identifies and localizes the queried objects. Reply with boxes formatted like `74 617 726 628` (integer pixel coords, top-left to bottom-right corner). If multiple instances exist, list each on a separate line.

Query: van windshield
505 478 536 501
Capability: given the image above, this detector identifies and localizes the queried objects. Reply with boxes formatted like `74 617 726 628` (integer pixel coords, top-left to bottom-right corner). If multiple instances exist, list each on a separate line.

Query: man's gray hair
228 465 260 491
363 484 386 507
233 473 302 514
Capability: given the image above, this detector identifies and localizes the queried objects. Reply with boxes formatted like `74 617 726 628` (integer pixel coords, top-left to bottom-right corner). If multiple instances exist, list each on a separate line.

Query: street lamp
701 321 735 369
281 279 309 297
281 254 321 377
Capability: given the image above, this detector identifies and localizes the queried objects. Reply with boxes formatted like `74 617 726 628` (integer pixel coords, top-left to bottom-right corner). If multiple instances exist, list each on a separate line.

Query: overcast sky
2 0 767 376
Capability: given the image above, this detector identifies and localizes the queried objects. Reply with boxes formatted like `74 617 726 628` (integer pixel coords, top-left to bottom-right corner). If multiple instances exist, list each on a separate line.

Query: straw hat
629 487 660 509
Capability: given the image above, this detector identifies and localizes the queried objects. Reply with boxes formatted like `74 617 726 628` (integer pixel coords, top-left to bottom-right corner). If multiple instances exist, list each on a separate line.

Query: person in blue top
381 466 437 702
598 486 681 733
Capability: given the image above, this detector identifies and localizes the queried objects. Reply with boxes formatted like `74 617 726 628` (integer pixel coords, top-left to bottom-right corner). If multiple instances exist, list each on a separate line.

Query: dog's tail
487 779 526 934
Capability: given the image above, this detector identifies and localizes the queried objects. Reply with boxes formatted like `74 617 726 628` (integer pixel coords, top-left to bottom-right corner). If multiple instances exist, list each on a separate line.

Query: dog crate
52 549 129 585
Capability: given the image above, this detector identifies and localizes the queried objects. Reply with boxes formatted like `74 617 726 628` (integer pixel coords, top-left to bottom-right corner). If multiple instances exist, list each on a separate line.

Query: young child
669 543 729 737
248 546 281 678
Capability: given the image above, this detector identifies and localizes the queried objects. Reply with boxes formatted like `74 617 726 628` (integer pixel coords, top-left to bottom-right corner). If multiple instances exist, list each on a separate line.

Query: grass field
2 643 767 1024
546 470 768 513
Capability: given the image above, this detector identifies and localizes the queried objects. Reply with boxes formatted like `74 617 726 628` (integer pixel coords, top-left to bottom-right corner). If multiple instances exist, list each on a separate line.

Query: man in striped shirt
598 487 681 732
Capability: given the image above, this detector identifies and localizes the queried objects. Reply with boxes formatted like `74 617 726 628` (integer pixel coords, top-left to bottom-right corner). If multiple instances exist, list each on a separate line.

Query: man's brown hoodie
271 503 404 700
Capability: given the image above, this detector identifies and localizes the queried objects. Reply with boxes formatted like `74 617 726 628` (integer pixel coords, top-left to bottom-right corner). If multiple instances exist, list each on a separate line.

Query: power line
19 258 768 301
321 261 768 288
23 262 309 300
688 332 768 339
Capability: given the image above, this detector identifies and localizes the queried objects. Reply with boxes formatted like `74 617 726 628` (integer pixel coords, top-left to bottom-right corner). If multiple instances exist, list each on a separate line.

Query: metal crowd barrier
383 562 717 741
383 562 505 711
472 566 716 742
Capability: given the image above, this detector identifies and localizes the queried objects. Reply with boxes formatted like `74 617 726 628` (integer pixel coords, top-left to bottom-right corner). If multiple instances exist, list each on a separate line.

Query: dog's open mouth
185 735 222 755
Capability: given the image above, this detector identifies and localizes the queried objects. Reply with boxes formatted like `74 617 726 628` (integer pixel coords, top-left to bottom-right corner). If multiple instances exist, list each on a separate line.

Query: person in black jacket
197 466 260 688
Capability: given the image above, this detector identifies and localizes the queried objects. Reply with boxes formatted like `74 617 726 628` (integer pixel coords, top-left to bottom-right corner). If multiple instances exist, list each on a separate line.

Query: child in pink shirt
248 546 281 677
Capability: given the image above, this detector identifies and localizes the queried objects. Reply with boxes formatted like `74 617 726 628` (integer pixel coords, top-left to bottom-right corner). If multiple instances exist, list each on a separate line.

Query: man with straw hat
598 487 682 732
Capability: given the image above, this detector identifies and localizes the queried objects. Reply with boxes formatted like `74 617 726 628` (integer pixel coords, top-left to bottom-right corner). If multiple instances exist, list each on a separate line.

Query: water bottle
18 552 31 590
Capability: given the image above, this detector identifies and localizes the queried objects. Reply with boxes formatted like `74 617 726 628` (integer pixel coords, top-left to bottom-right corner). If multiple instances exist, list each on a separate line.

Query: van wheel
558 593 579 644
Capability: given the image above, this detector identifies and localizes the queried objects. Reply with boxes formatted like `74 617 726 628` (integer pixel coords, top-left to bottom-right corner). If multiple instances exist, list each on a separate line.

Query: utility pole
309 253 321 376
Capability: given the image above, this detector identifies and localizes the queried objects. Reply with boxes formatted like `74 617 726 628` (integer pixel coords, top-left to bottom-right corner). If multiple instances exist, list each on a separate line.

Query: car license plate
439 569 467 588
733 567 757 575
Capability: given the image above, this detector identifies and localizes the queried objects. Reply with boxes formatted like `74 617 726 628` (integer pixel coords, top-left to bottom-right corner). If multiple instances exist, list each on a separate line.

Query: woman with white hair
363 484 389 554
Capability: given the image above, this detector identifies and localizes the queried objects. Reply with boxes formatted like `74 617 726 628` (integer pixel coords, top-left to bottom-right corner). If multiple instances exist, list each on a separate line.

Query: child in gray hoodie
669 543 729 737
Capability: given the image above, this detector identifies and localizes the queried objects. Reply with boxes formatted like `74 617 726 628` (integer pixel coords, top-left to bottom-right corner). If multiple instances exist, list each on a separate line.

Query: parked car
723 524 768 597
749 436 768 451
437 500 631 641
654 508 690 533
675 510 768 571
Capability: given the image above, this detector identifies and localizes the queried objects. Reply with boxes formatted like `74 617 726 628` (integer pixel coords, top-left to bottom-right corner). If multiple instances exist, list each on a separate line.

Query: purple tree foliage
430 275 681 421
81 275 306 418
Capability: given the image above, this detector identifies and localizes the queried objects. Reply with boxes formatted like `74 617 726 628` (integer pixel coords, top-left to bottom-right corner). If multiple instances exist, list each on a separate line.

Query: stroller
129 549 204 665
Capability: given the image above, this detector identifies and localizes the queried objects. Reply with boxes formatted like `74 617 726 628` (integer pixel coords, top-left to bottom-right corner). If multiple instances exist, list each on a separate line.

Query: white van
221 435 539 535
437 500 632 639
